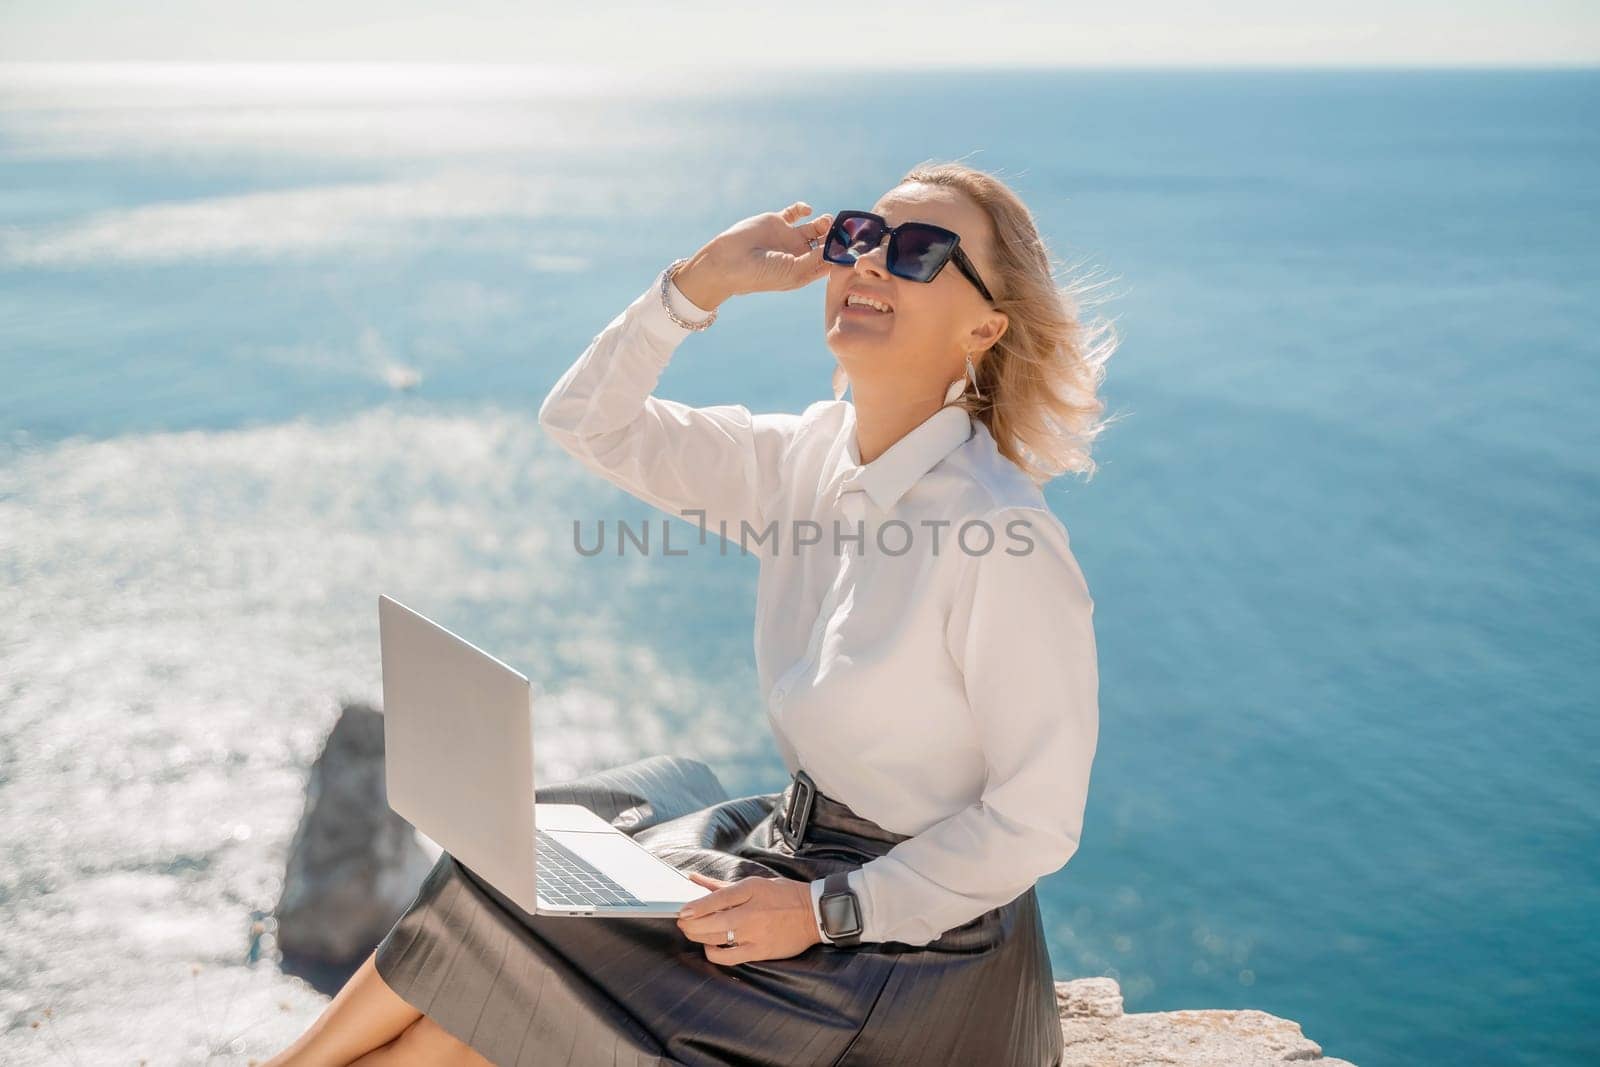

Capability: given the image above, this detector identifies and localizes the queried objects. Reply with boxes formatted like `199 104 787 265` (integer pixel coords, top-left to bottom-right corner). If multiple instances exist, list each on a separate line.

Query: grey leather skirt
373 754 1064 1066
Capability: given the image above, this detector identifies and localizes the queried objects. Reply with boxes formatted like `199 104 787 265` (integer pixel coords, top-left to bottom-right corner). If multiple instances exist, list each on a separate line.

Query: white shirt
537 267 1100 947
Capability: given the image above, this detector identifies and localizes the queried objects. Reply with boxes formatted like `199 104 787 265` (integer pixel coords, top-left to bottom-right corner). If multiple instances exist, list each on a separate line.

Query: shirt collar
830 376 975 512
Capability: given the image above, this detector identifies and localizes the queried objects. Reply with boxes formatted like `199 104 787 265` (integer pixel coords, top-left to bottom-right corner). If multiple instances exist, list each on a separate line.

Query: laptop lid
378 594 539 912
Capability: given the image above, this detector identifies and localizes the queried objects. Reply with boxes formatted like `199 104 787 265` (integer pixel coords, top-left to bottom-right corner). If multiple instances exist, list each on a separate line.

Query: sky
0 0 1596 68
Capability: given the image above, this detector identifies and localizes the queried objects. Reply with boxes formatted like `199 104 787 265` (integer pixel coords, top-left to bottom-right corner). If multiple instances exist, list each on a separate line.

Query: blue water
2 65 1596 1066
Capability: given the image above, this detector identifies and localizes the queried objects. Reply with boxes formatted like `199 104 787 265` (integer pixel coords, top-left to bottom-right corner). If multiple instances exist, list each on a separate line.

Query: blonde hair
833 160 1123 484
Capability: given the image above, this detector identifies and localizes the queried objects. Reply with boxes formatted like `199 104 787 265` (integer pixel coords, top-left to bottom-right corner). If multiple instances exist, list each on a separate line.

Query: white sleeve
537 268 802 545
816 505 1100 947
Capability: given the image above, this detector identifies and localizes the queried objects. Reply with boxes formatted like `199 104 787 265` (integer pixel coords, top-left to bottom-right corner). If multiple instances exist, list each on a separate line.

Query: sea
0 63 1595 1066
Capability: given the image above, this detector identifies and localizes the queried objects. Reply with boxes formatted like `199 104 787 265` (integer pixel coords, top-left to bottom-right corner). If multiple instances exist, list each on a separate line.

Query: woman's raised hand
672 202 834 312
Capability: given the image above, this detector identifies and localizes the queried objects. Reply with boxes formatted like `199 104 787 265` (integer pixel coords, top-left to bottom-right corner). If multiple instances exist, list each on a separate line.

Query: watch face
819 892 863 938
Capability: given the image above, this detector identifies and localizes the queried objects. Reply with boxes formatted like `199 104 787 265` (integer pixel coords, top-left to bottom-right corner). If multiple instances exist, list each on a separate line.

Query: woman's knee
391 1014 494 1066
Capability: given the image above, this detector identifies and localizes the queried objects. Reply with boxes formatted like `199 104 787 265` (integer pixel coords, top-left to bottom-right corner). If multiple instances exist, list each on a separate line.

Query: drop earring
965 353 982 400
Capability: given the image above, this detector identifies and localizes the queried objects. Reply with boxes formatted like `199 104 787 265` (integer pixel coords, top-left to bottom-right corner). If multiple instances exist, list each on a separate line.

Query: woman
267 161 1115 1067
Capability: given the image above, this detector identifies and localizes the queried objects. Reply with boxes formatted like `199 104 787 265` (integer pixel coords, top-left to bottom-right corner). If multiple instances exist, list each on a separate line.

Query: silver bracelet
660 257 719 332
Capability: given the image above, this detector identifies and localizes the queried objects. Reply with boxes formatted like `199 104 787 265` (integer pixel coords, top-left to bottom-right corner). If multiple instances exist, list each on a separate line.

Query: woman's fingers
787 207 832 243
758 204 831 288
801 239 832 283
769 244 826 289
678 909 738 943
778 203 834 244
704 201 831 295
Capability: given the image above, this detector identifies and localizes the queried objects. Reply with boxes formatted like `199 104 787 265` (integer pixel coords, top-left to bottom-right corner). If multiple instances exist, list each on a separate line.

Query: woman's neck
848 378 949 466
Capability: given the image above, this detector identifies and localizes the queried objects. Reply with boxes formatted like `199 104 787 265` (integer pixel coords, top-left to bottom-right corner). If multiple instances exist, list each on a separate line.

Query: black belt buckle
778 769 817 850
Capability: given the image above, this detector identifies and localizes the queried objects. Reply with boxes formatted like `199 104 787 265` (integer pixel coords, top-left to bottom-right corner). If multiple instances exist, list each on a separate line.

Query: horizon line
2 59 1598 73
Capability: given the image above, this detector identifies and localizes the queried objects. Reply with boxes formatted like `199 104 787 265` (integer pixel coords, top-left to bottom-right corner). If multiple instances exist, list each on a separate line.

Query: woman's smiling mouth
843 292 894 317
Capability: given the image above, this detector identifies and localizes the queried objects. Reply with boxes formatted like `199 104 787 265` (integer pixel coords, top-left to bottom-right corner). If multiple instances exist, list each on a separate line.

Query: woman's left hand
675 870 823 964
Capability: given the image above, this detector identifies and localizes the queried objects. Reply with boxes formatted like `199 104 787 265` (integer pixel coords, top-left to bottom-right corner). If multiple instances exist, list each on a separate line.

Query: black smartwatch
818 871 864 947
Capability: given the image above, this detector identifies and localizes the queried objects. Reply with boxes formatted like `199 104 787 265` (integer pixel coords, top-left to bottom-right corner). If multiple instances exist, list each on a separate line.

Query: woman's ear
967 312 1008 356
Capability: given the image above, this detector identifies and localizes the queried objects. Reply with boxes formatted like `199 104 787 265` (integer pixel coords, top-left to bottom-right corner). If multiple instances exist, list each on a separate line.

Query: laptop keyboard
535 830 647 907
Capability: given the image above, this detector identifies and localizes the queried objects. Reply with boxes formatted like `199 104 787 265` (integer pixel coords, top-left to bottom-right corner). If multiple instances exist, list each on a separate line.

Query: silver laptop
377 594 709 919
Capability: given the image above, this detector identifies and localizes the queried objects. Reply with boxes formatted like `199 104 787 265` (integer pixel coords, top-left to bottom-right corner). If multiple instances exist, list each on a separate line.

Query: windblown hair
834 161 1123 483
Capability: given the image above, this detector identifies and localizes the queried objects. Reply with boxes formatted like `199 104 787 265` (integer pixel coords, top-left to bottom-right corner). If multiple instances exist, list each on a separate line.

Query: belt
776 767 819 850
774 767 914 852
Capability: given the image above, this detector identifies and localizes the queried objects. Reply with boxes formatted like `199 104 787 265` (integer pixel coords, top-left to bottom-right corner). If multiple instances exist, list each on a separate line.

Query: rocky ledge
1053 977 1355 1065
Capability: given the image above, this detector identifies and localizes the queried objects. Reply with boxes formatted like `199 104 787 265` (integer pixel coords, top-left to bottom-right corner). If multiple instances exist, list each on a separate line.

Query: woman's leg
345 1016 497 1066
260 950 421 1067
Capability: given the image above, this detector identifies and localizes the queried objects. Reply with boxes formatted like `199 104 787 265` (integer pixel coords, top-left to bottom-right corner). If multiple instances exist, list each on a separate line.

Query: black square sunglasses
821 209 996 304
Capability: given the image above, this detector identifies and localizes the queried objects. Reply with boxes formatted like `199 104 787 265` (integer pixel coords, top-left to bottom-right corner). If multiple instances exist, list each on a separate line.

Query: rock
274 700 438 963
1055 978 1357 1065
